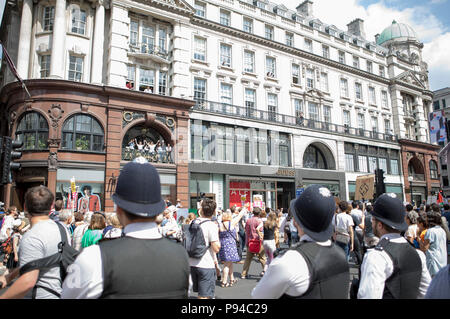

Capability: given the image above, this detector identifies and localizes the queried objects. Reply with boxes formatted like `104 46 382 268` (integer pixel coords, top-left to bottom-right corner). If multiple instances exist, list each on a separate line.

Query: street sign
355 174 375 200
296 188 304 198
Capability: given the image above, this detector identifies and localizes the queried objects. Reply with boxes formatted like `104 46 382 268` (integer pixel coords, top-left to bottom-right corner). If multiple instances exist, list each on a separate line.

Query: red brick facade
0 79 194 212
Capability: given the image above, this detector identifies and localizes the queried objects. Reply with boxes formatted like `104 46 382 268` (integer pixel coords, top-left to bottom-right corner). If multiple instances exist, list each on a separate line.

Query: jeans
336 240 350 261
290 231 299 246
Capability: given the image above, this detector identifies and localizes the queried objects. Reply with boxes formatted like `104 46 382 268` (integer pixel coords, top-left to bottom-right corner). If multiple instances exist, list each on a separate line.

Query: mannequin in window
77 185 101 213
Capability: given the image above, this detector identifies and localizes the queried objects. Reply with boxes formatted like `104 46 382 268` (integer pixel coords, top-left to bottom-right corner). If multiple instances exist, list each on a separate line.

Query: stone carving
48 152 58 170
48 104 64 131
47 138 61 148
409 52 419 64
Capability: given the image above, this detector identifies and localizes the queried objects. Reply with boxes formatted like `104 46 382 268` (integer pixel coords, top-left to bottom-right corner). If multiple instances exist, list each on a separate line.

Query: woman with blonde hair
218 208 247 287
262 212 278 274
102 213 123 240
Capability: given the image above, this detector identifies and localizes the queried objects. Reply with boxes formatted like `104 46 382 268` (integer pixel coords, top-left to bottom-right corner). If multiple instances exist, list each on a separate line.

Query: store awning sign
355 174 375 200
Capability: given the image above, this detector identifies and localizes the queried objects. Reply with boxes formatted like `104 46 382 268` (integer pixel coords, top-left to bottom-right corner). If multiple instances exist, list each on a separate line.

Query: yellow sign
355 174 375 200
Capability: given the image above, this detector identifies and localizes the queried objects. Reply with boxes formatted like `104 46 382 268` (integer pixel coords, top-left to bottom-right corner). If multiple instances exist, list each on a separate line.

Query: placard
355 174 375 200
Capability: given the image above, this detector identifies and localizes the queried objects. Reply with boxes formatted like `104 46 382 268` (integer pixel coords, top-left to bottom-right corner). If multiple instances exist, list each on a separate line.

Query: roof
376 20 419 45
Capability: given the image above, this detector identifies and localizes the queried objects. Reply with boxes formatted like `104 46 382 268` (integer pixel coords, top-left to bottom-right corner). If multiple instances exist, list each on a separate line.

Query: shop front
348 182 404 202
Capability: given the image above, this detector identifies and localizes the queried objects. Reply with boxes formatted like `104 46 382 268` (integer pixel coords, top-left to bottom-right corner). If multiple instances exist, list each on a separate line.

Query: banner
355 174 375 200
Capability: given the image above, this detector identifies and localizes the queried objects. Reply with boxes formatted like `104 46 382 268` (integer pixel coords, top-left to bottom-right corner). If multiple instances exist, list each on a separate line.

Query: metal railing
128 43 169 60
192 100 398 142
122 148 174 164
409 173 425 181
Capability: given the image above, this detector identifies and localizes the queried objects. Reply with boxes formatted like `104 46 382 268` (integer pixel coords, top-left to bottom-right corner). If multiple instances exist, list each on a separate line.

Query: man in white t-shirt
333 201 354 261
189 198 220 299
0 207 18 242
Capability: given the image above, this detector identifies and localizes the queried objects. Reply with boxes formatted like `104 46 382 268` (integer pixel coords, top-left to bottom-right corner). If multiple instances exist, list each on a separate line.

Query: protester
262 212 278 273
288 213 299 246
363 204 378 250
49 200 63 221
0 206 18 270
350 202 364 265
58 209 73 235
0 186 71 299
405 210 419 245
218 208 246 287
102 213 123 240
81 212 106 248
241 207 266 279
417 211 429 247
357 193 431 299
425 265 450 298
188 198 220 299
333 201 354 261
251 185 349 299
5 219 25 272
61 158 190 298
72 213 91 251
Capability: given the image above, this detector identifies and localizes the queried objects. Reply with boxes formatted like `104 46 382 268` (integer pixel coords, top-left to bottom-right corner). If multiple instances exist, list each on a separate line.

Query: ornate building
0 0 439 210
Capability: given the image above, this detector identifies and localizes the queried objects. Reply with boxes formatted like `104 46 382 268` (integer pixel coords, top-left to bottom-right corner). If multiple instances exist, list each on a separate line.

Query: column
91 0 105 84
176 116 190 208
50 0 66 78
16 0 33 78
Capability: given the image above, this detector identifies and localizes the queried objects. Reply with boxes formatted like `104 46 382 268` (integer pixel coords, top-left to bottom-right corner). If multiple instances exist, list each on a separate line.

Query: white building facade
1 0 437 209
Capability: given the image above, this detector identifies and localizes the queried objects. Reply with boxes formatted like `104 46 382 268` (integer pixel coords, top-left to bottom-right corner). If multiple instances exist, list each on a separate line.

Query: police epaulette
273 247 289 258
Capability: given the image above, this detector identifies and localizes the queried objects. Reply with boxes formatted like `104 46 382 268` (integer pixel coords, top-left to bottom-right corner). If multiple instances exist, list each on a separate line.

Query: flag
437 191 444 204
0 40 31 98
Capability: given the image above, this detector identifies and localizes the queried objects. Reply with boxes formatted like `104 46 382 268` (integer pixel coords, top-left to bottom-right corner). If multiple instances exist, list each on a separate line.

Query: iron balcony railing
192 100 398 142
122 148 174 164
409 173 425 181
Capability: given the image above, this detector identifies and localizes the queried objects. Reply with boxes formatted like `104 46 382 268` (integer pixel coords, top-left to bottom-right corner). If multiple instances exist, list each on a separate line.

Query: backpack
19 221 80 298
183 219 212 258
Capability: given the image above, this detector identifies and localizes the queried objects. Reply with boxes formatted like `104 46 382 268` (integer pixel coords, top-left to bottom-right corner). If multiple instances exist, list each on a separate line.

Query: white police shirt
357 233 431 299
251 234 331 299
61 222 166 299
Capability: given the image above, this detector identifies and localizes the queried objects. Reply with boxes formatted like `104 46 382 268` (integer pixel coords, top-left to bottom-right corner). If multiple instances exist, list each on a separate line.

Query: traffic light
375 168 386 199
1 136 23 185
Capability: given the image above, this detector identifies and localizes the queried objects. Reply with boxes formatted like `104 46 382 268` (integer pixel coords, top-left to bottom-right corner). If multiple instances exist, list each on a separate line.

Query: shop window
61 114 104 152
15 112 49 150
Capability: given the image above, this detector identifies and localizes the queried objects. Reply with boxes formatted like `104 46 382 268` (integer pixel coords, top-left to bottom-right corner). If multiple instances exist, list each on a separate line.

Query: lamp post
408 176 414 206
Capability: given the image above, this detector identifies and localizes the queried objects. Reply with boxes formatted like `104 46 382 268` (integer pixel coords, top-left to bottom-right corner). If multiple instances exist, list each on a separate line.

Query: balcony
127 43 169 64
409 173 425 182
122 148 174 164
192 101 398 143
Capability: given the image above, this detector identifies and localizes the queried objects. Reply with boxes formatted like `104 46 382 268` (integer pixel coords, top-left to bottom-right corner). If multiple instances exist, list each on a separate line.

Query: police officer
61 158 190 298
251 184 350 299
357 193 431 299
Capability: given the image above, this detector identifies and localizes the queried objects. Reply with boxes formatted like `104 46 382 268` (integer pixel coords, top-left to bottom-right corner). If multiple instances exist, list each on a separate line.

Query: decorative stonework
48 152 58 171
48 104 64 131
47 138 61 148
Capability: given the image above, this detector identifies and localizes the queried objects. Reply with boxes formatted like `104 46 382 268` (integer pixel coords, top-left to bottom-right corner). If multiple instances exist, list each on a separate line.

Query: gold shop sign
275 168 295 177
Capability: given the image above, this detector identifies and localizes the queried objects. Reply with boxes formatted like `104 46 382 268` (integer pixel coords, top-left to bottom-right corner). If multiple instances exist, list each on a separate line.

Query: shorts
190 266 216 298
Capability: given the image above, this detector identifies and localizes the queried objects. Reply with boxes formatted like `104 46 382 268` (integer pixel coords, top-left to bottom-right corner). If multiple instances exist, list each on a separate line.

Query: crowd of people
0 157 449 299
125 138 173 163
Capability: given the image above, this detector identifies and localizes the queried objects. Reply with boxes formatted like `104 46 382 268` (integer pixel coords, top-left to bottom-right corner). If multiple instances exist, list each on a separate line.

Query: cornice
191 17 391 85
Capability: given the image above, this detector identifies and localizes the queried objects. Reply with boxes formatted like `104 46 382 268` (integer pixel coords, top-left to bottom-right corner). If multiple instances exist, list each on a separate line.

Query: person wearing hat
61 158 190 298
251 184 350 299
357 193 431 299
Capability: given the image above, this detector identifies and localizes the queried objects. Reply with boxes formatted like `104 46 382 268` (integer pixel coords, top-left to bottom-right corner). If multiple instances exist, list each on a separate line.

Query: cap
112 160 166 217
289 184 336 242
372 193 408 232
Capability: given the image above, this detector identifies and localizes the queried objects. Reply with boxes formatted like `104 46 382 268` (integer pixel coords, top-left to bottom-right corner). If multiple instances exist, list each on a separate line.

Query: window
384 119 391 135
39 55 51 78
339 51 346 64
355 82 362 100
126 65 135 89
353 56 360 68
358 155 368 172
379 65 385 77
379 158 387 173
71 8 86 35
243 17 253 33
265 25 274 40
304 39 313 52
194 78 207 105
194 36 206 61
345 154 354 171
292 64 300 84
308 102 319 121
62 114 104 152
306 68 314 89
279 134 290 167
220 10 230 26
159 28 167 53
322 45 329 59
323 105 331 123
139 68 155 92
294 99 303 118
443 99 447 108
340 78 349 98
15 112 49 150
220 43 232 68
368 156 377 173
381 91 388 108
358 113 365 130
433 100 440 110
68 55 83 82
43 6 55 31
303 145 327 169
194 1 206 17
130 20 138 46
286 32 294 47
243 50 255 73
159 72 167 95
343 110 351 127
369 87 376 104
371 116 378 132
390 159 399 175
245 88 256 116
367 61 373 73
257 1 266 10
220 83 233 106
141 24 155 53
320 72 328 92
430 160 438 179
266 56 276 78
267 93 278 121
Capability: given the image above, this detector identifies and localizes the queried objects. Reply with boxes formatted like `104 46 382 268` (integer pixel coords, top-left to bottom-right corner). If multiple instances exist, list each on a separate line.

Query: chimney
347 18 366 39
296 0 313 17
375 33 380 43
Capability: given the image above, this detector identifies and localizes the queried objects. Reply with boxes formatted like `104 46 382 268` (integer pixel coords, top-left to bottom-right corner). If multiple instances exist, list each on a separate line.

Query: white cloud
275 0 450 90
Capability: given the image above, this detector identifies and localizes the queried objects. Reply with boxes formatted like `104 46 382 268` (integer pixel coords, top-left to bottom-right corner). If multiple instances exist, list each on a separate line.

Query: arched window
430 160 438 179
303 145 327 169
15 112 49 150
61 114 104 152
